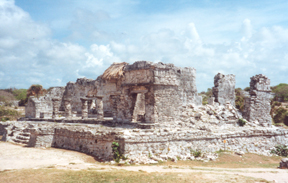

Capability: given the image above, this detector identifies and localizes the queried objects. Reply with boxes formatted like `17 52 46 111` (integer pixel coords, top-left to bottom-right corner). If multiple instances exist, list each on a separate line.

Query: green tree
271 83 288 102
235 88 245 112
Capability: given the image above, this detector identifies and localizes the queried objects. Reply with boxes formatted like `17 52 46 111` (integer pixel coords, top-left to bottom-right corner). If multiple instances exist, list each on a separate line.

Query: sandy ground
1 142 288 182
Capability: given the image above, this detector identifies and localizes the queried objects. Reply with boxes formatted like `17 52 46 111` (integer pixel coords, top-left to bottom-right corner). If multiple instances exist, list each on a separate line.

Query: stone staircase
11 129 31 145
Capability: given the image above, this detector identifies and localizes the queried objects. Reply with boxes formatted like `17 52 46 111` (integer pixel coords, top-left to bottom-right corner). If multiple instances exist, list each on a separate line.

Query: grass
0 169 270 183
0 106 24 121
157 152 282 168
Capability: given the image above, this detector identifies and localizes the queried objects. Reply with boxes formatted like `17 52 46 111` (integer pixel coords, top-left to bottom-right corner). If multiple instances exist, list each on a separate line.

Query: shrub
112 142 124 163
271 83 288 102
0 90 16 105
273 107 288 124
235 88 245 112
191 149 202 157
238 118 246 126
1 117 10 122
271 145 288 157
200 88 212 105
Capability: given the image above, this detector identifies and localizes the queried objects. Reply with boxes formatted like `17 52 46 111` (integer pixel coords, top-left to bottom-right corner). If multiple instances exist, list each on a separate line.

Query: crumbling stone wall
243 74 272 126
115 61 201 123
212 73 236 106
122 128 288 159
25 61 202 123
25 87 65 118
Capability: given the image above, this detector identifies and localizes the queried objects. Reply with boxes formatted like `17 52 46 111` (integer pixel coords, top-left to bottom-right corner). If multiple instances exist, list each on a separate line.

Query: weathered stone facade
243 74 272 126
16 61 282 164
25 87 65 118
212 73 236 106
25 61 202 124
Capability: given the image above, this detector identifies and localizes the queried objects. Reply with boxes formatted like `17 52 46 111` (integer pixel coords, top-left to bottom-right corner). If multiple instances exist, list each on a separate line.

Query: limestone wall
25 87 65 118
122 128 288 159
212 73 236 106
243 74 272 126
52 127 117 160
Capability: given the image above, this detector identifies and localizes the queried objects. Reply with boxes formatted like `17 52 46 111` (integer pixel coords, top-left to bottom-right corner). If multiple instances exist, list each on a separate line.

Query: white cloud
1 0 288 92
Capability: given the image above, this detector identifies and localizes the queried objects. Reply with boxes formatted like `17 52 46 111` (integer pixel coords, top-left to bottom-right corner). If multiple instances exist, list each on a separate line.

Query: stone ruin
211 73 236 106
1 61 288 164
243 74 272 126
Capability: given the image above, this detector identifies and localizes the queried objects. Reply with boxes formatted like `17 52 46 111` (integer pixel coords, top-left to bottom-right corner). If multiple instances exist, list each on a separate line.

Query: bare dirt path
1 142 287 182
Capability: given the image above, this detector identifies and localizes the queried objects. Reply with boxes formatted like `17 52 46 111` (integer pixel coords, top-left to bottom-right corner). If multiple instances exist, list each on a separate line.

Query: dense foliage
0 106 21 121
199 88 212 105
27 84 46 98
271 83 288 102
235 88 245 112
271 145 288 157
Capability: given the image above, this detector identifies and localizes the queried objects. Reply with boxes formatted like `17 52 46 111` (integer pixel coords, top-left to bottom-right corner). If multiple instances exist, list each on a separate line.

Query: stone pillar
243 74 272 126
144 91 155 123
80 98 88 119
96 96 104 120
64 99 72 119
110 95 119 121
52 98 61 119
212 73 236 106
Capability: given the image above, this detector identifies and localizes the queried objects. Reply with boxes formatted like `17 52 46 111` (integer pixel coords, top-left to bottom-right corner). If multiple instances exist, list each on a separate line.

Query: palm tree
27 84 46 98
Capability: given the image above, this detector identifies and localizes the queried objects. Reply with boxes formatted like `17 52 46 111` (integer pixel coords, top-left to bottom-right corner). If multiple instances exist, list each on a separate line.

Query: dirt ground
0 142 287 182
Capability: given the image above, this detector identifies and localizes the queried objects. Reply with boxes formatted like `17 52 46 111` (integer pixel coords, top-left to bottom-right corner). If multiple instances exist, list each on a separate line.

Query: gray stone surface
212 73 236 106
243 74 272 126
279 158 288 169
25 87 65 118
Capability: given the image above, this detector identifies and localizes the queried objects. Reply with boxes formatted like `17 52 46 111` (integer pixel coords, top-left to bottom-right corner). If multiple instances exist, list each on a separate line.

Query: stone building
25 61 202 123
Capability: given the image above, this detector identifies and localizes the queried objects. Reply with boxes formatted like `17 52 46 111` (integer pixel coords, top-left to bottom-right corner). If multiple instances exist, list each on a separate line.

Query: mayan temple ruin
1 61 288 164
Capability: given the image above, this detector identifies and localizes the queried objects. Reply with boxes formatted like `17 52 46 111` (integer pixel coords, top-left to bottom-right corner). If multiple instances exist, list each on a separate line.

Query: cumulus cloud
0 0 288 92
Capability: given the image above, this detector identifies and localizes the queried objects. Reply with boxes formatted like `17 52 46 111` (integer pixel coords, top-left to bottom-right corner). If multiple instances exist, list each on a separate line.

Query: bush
271 145 288 157
112 142 124 163
238 118 246 126
271 83 288 102
273 107 288 124
235 88 245 112
13 89 27 106
1 117 10 122
0 90 16 105
191 149 202 157
200 88 212 105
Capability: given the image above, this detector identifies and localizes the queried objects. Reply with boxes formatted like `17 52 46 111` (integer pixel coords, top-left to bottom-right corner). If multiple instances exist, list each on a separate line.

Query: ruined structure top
212 73 236 106
243 74 272 126
249 74 271 93
26 61 202 124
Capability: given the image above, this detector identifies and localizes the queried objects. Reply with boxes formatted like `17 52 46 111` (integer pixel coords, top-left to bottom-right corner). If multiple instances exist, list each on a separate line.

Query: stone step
19 132 30 137
16 135 30 140
13 138 29 144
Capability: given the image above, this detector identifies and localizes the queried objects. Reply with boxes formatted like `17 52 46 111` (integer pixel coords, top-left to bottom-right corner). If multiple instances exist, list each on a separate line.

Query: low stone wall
28 125 120 161
4 121 288 162
121 128 288 159
52 127 119 160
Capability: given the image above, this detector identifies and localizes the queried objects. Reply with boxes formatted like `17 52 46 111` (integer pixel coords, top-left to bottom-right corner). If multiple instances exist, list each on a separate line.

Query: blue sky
0 0 288 91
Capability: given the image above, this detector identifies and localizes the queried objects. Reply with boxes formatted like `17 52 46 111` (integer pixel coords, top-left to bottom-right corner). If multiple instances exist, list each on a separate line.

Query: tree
235 88 245 112
27 84 46 98
272 83 288 102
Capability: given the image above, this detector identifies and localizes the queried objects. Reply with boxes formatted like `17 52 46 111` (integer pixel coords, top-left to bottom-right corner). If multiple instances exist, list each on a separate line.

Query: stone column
64 99 72 119
212 73 236 106
243 74 272 126
96 96 104 120
110 95 118 121
144 91 155 123
52 98 61 119
80 98 88 119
